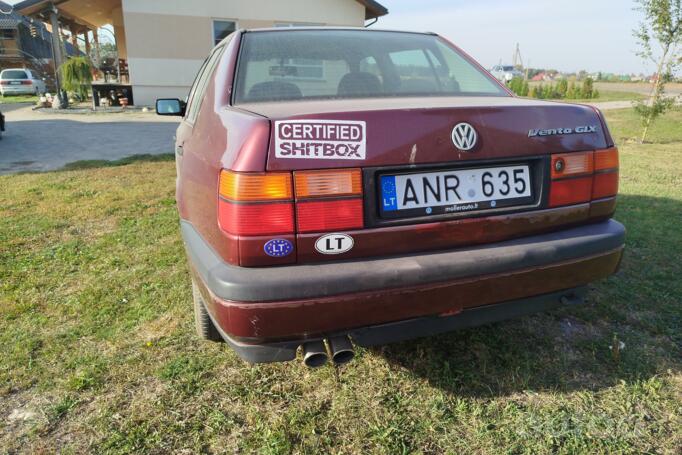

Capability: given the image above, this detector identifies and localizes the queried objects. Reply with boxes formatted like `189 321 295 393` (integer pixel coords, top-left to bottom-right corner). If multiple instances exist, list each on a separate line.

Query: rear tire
192 279 223 342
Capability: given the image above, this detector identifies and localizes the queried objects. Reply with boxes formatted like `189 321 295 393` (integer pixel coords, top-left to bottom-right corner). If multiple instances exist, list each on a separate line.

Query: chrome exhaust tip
328 336 355 365
302 341 328 368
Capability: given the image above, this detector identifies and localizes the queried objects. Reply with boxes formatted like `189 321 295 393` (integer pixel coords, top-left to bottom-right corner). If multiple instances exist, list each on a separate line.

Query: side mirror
156 98 185 116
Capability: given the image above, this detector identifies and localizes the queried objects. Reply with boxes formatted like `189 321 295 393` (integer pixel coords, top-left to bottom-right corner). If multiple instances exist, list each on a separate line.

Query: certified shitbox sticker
274 120 366 160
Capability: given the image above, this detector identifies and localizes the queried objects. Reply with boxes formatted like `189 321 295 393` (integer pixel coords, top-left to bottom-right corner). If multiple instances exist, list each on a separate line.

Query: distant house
14 0 389 106
0 0 79 87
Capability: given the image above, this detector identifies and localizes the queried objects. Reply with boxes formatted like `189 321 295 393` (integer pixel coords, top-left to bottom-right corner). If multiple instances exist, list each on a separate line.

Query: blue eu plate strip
380 175 398 212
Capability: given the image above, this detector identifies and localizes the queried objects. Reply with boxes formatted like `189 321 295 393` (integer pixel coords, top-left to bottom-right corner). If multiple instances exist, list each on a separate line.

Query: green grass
575 90 645 103
1 109 681 453
0 95 38 105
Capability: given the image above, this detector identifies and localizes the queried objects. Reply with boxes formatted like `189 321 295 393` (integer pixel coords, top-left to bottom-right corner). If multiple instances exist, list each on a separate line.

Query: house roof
358 0 389 19
13 0 388 22
0 1 21 30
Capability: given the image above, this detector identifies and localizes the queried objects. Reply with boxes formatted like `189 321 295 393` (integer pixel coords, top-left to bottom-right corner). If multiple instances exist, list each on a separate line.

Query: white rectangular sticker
274 120 366 160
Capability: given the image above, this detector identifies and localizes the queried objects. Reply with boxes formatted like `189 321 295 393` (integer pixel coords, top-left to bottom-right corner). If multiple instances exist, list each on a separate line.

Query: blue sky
3 0 650 74
378 0 649 74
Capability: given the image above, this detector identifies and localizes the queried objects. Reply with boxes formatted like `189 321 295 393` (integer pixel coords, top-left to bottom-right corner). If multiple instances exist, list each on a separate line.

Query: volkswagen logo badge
451 123 478 151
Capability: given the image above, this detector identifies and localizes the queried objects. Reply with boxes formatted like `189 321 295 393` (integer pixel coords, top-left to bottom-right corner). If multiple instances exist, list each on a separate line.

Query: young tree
557 79 569 98
581 77 595 99
633 0 681 143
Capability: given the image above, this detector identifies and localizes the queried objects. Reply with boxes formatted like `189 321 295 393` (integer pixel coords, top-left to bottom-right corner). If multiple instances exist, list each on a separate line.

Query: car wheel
192 279 223 342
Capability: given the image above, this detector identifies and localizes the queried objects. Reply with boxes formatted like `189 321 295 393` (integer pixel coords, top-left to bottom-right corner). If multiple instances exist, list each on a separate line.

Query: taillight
218 170 294 236
21 80 33 85
294 169 364 233
592 148 619 199
549 148 619 207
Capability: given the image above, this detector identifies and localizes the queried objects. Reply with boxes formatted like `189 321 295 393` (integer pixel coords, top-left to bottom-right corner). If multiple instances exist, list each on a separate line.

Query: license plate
10 81 22 85
380 164 533 218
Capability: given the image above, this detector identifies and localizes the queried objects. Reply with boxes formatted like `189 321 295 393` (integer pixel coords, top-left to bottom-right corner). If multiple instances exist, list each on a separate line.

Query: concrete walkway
0 104 180 174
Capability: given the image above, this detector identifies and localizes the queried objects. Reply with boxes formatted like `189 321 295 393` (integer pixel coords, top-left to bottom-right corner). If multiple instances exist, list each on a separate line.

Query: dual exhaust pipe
302 336 355 368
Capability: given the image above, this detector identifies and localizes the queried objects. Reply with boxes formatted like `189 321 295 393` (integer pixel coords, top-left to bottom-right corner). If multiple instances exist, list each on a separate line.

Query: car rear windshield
234 30 508 104
1 70 28 80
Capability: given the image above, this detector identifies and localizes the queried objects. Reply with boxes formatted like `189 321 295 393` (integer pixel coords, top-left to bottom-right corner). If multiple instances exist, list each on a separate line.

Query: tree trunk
640 45 670 144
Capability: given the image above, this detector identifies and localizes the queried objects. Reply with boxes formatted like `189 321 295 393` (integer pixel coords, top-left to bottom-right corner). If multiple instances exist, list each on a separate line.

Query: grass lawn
575 90 646 103
0 95 39 105
1 109 681 453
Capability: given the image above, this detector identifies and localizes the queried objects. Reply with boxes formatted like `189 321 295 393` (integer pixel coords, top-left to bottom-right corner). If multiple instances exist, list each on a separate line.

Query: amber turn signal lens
551 151 594 179
294 169 363 199
219 170 293 201
594 148 619 171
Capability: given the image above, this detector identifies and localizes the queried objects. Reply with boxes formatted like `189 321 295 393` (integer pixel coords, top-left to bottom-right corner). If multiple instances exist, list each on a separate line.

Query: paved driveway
0 104 180 174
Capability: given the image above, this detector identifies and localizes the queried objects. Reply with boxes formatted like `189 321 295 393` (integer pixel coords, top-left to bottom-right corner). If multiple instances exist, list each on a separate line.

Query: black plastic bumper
181 219 625 303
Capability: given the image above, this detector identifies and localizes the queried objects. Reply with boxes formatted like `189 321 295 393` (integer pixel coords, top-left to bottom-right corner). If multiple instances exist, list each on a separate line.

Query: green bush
60 57 93 100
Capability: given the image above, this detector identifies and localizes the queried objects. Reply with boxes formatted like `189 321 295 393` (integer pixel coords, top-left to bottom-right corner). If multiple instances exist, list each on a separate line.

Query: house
1 1 52 80
14 0 388 106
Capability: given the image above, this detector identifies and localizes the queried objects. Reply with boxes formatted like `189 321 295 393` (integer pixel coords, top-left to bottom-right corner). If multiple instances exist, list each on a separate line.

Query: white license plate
9 81 23 85
380 164 532 217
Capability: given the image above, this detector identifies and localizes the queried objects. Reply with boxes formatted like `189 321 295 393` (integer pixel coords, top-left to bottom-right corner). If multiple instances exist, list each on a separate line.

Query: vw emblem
451 123 478 151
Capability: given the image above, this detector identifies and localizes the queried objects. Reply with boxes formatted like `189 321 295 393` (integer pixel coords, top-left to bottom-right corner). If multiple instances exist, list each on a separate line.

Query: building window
213 20 236 46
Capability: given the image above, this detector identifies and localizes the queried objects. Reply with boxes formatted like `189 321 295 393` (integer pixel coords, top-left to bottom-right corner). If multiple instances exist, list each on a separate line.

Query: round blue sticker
264 239 293 258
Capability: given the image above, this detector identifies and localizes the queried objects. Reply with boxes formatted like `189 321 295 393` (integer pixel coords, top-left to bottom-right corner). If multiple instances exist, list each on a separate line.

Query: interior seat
337 72 382 97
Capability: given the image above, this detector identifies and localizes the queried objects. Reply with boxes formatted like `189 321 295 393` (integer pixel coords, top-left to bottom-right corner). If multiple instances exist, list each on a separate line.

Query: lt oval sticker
264 239 293 258
315 234 354 255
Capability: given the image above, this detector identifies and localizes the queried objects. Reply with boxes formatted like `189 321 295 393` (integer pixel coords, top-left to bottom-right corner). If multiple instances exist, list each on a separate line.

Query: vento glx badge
528 125 597 137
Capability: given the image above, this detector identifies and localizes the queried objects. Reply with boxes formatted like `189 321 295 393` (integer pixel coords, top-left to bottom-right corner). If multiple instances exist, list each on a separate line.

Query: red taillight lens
549 148 619 207
218 170 294 236
294 169 364 233
593 171 619 199
218 199 294 236
21 80 33 85
296 198 364 233
549 177 593 207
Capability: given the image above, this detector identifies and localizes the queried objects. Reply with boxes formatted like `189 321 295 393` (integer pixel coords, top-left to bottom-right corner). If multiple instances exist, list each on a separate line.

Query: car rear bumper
182 219 625 362
0 86 34 95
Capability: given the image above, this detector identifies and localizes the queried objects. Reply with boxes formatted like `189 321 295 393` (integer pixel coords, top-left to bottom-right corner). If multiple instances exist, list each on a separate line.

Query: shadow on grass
369 194 681 397
61 153 175 171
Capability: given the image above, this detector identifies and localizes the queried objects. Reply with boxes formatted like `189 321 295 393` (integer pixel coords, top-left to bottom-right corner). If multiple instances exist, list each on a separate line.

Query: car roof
240 26 437 36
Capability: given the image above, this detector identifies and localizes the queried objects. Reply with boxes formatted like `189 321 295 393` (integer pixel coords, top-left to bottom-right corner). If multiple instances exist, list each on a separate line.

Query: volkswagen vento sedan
157 28 624 367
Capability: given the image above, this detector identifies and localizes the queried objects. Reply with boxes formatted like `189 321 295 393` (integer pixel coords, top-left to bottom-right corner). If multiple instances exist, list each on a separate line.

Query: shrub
60 57 93 100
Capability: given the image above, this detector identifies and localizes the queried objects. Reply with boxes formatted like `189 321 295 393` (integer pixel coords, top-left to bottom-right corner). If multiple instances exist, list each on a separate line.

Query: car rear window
234 30 507 104
1 70 29 80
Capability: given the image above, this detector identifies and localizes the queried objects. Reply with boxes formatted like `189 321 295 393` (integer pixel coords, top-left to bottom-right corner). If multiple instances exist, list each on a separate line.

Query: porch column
84 31 91 56
92 28 101 67
48 5 64 91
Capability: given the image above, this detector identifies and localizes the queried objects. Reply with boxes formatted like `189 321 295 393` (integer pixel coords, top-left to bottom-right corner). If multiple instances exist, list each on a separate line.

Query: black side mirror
156 98 186 117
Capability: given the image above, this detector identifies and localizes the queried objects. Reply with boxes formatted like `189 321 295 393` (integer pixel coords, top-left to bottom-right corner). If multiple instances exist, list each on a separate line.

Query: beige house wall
120 0 367 105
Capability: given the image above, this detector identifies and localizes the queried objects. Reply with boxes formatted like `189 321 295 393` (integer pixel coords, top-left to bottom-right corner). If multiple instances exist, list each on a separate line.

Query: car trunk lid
236 96 611 171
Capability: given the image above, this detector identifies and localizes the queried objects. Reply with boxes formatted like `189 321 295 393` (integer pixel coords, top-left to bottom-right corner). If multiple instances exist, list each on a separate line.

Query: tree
633 0 681 143
581 77 595 99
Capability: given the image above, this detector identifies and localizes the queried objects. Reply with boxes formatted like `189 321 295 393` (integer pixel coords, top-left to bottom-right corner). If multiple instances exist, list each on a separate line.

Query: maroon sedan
157 28 624 367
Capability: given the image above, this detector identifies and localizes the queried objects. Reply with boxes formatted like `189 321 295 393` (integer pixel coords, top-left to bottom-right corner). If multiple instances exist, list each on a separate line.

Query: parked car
0 68 46 96
491 64 523 83
157 28 624 367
